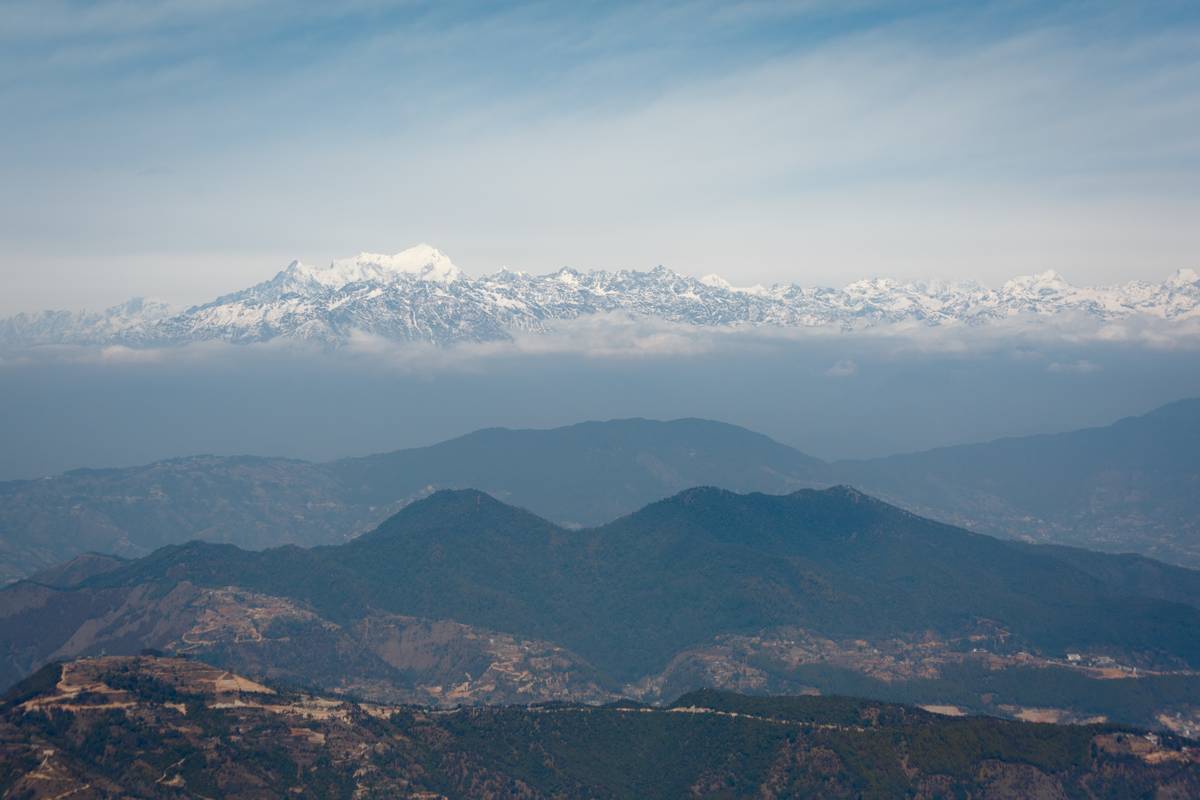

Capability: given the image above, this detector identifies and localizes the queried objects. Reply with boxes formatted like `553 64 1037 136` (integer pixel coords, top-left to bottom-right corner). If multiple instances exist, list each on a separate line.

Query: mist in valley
3 331 1198 480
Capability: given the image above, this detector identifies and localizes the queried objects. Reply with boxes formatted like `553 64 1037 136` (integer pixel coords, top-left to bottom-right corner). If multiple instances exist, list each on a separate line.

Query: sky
3 0 1200 316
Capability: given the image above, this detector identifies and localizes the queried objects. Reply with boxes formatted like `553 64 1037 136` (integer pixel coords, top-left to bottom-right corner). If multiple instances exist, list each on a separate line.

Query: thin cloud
4 308 1199 378
825 359 859 377
1046 359 1102 374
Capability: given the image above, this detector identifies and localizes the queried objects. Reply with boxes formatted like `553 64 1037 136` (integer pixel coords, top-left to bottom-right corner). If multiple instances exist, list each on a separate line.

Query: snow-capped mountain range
3 244 1198 349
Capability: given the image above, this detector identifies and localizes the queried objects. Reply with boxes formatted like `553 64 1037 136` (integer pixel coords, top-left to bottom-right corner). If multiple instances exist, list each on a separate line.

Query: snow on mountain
0 296 178 349
284 244 462 289
2 245 1198 350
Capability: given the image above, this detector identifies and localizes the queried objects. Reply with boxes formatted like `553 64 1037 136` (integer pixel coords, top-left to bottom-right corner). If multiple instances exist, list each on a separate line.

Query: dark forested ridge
0 418 825 584
4 487 1200 734
2 656 1197 799
67 487 1200 680
2 400 1198 586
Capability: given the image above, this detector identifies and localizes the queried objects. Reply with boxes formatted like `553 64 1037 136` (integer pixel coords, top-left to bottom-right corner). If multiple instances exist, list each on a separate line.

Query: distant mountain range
1 400 1197 584
0 418 826 584
2 244 1198 348
4 487 1200 734
6 658 1196 798
833 397 1200 567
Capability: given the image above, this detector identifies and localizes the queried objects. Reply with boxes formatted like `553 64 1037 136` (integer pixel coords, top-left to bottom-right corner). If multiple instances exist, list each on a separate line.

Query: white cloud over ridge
4 309 1199 378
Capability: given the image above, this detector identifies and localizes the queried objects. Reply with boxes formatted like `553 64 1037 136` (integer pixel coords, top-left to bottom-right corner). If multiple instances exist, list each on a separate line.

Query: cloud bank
4 309 1199 379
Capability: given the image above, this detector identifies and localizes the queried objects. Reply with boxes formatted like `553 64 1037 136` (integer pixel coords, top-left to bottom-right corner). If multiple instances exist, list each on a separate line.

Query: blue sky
3 0 1200 313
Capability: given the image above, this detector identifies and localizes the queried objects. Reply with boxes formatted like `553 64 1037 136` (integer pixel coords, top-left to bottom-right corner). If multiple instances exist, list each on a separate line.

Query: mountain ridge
69 486 1200 676
3 244 1198 349
5 486 1200 733
829 397 1200 564
2 401 1199 585
6 656 1196 799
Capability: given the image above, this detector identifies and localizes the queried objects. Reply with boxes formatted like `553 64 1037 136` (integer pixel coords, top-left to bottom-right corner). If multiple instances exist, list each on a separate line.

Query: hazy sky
3 0 1200 315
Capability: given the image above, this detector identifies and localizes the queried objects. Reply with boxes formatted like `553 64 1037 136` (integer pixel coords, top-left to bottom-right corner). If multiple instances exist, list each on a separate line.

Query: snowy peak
700 274 770 296
1003 270 1073 296
2 250 1198 350
1167 268 1199 288
286 244 462 288
104 296 176 319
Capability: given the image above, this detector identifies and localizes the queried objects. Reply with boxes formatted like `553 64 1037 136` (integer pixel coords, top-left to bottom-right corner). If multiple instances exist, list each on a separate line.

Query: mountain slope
3 398 1199 587
0 454 381 584
332 417 825 525
7 657 1196 800
838 397 1200 566
3 245 1198 349
82 486 1200 681
0 418 826 583
6 487 1200 731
